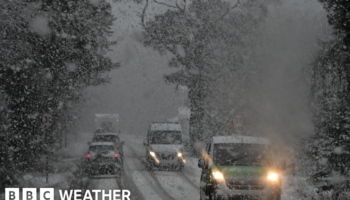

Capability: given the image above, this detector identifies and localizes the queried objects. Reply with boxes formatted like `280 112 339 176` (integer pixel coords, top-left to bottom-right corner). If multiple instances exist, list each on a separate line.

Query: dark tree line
0 0 119 189
306 0 350 198
141 0 271 153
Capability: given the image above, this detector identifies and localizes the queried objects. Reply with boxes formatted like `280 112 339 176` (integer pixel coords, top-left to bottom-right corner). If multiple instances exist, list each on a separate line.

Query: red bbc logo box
5 188 54 200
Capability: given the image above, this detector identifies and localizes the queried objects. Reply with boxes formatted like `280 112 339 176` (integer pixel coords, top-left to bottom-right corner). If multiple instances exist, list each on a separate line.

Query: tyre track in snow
125 140 200 195
120 158 145 200
125 144 177 200
178 171 199 190
90 177 119 200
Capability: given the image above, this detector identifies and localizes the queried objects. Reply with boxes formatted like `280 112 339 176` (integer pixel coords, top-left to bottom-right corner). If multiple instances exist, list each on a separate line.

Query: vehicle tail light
115 154 118 157
116 146 120 148
87 154 90 159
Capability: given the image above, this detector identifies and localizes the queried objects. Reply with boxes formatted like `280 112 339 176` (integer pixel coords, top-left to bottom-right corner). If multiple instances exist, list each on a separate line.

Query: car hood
149 144 183 153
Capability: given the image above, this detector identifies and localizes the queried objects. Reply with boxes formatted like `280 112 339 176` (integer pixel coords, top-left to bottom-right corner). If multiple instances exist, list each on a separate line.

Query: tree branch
153 0 177 9
164 44 187 66
175 0 185 12
141 0 149 29
140 0 187 67
152 0 184 12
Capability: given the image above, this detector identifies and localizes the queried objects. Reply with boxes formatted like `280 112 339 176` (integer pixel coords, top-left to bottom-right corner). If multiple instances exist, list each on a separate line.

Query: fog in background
252 0 328 145
78 1 184 140
75 0 329 146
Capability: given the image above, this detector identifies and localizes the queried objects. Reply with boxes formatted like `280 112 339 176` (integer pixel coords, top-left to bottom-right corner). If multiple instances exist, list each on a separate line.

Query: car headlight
212 171 224 181
177 152 182 157
267 173 278 181
150 151 156 157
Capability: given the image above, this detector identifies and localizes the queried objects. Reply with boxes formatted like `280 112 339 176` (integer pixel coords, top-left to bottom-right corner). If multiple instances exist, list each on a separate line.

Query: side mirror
198 159 208 169
87 142 91 146
143 139 148 146
121 141 125 145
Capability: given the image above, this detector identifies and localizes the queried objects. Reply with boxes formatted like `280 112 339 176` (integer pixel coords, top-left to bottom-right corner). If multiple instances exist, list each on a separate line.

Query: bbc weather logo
6 188 53 200
5 188 131 200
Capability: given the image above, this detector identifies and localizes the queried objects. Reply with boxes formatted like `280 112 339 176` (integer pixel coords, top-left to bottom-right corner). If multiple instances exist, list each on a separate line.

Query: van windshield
149 131 182 145
213 143 272 166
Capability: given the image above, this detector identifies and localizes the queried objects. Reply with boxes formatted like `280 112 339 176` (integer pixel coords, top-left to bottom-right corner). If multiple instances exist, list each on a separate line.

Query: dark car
90 133 124 163
86 142 122 179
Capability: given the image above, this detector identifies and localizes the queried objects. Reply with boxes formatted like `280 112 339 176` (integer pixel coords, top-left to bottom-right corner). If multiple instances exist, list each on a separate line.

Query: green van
198 135 283 200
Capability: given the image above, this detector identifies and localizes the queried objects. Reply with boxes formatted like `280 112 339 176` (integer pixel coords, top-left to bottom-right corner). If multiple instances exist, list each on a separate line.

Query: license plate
97 158 109 162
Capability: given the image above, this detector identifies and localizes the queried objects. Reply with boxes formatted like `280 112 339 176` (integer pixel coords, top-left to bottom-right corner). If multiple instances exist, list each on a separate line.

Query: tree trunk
188 75 207 156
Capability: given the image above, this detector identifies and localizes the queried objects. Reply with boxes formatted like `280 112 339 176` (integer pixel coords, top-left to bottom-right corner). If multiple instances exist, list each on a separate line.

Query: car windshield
213 143 272 166
92 135 120 143
149 131 182 145
89 145 114 152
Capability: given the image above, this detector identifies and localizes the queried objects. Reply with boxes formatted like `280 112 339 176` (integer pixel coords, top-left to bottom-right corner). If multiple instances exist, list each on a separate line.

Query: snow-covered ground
10 132 310 200
119 133 201 200
52 132 306 200
117 133 302 200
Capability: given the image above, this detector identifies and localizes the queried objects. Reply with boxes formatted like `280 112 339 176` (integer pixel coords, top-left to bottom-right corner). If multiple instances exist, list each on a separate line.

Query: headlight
268 173 278 181
177 152 182 157
212 171 224 181
150 151 156 157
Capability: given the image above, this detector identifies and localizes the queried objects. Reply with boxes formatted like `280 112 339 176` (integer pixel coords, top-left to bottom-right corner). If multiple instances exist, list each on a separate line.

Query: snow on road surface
120 134 201 200
87 133 301 200
90 178 120 199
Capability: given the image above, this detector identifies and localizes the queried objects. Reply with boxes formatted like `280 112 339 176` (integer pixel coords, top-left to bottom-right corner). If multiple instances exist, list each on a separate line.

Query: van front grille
226 184 265 190
156 153 175 160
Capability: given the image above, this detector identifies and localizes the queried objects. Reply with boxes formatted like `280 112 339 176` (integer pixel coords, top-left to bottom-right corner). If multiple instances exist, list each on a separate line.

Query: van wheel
207 188 217 200
209 191 217 200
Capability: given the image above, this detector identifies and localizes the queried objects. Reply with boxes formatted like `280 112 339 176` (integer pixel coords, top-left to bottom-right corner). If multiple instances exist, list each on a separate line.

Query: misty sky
78 0 329 142
79 1 185 136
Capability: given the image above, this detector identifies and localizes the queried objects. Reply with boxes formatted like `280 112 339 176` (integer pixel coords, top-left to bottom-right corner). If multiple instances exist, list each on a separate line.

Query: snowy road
87 134 296 200
90 178 120 200
119 134 201 200
86 134 202 200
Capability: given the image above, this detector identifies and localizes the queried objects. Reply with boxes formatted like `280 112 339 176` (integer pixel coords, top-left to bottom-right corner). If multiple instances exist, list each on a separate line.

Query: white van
143 122 185 171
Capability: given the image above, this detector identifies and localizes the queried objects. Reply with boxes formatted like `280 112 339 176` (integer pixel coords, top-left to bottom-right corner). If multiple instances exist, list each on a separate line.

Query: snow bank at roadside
20 172 74 188
282 175 319 200
16 145 89 199
18 171 91 200
57 141 89 158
